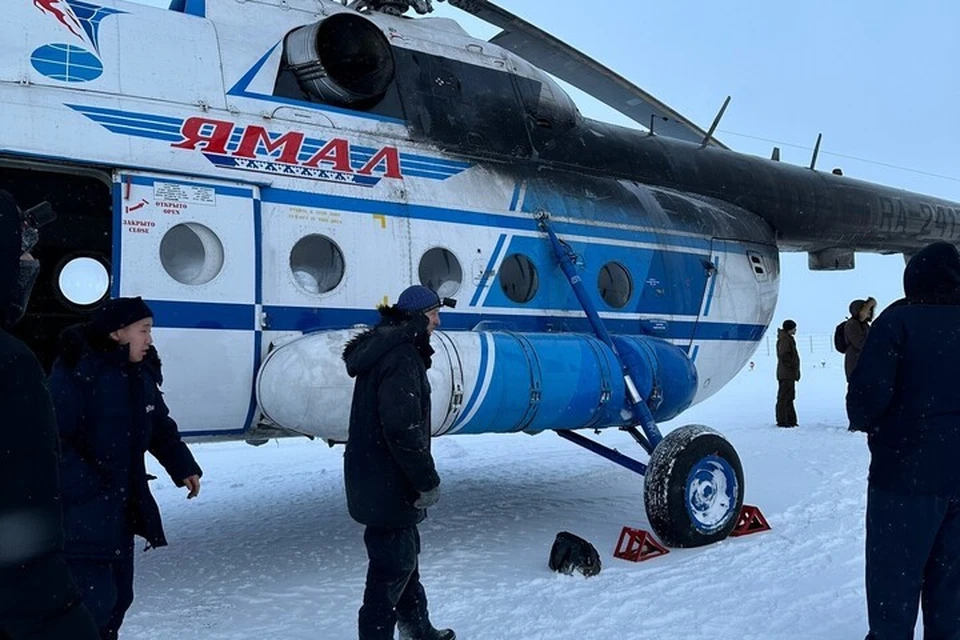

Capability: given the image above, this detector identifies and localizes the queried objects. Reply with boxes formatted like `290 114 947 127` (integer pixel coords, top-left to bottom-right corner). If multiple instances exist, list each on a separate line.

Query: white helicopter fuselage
1 0 778 442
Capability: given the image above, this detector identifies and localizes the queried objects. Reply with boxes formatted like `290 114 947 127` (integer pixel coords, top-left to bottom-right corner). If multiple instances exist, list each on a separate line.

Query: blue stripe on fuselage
145 300 765 342
469 233 508 307
145 300 255 330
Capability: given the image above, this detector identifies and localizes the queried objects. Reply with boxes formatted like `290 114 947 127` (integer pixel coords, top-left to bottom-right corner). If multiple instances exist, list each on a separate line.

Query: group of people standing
0 177 454 639
774 295 877 427
0 177 453 640
776 242 960 639
0 192 202 640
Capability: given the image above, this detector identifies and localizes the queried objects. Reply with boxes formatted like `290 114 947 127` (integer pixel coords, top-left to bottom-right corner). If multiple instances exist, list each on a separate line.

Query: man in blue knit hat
342 285 455 640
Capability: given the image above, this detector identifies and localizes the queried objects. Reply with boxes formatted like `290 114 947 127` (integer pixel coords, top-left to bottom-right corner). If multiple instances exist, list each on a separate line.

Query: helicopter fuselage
2 0 944 443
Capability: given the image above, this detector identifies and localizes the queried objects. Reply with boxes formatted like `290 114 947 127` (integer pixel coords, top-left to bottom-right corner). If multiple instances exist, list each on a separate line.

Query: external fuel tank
255 329 697 442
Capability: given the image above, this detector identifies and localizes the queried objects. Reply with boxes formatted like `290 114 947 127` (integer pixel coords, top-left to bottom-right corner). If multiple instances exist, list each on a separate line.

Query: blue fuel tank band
612 336 699 422
452 332 697 435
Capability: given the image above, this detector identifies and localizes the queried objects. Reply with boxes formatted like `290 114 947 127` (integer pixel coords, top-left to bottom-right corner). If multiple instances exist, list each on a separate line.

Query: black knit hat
91 296 153 334
782 319 797 331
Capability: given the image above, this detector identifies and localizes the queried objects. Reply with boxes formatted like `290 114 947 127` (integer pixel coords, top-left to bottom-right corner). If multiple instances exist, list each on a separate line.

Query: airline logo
31 0 124 82
67 105 472 187
34 0 121 53
174 117 403 186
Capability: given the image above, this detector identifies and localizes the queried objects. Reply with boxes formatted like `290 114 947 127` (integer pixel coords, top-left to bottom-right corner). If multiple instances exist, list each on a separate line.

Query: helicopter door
689 238 776 380
114 172 259 436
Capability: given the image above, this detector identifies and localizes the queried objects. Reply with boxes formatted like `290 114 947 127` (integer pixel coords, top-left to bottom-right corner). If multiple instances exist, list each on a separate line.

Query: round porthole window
160 223 224 285
290 234 345 294
419 247 462 298
57 256 110 307
598 261 632 308
498 253 538 303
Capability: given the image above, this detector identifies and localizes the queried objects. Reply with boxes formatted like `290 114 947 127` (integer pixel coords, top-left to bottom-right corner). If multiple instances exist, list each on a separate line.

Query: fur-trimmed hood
849 297 877 319
342 305 432 377
55 322 163 384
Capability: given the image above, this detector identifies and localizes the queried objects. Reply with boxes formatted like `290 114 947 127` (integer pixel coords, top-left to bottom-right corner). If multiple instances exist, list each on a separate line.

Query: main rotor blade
446 0 727 149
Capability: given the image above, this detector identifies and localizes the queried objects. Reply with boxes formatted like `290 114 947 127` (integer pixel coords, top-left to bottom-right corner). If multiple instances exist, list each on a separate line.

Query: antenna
771 147 781 162
809 133 822 170
700 96 731 147
648 114 667 137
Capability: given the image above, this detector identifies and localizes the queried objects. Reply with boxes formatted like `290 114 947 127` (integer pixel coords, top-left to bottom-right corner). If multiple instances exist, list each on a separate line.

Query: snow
126 346 898 640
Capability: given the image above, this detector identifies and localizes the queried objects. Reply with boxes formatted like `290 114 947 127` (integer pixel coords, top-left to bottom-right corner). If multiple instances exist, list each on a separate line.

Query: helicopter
4 0 958 548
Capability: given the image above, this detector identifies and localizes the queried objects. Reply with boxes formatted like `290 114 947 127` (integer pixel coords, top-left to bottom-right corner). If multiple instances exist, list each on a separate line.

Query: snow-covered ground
127 348 889 640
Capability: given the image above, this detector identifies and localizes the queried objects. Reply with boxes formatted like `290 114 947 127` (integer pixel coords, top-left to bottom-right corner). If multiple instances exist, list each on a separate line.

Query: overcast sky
130 0 960 333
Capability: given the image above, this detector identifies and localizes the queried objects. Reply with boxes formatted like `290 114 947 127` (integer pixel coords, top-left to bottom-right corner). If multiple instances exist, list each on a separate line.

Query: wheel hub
685 455 738 533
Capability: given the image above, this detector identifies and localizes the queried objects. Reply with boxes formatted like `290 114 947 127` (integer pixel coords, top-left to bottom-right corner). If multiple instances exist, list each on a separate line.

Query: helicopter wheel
643 425 744 548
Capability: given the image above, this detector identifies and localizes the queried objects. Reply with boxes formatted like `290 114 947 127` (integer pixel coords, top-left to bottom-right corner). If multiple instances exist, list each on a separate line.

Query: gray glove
414 485 440 509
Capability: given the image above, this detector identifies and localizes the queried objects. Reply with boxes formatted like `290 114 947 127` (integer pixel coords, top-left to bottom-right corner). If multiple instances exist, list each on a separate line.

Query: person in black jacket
48 297 202 640
0 191 99 639
848 241 960 639
343 285 455 640
775 319 800 427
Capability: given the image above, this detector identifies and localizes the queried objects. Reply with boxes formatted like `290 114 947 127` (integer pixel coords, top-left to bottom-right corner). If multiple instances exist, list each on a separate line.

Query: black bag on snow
548 531 601 577
834 321 848 353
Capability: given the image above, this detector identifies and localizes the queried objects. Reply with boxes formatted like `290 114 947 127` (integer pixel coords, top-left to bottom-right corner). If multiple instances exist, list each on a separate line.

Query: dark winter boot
397 624 456 640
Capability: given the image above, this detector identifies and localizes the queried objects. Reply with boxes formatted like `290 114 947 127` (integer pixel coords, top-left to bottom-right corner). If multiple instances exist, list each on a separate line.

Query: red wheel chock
729 504 771 537
613 527 669 562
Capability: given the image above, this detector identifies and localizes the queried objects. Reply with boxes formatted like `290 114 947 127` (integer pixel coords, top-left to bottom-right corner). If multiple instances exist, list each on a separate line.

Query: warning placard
153 182 216 206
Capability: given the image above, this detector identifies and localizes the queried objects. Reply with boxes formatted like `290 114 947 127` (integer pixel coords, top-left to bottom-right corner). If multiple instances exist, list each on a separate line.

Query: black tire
643 425 744 548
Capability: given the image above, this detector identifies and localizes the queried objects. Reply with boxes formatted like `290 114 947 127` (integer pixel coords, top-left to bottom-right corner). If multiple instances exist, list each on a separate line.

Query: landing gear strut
537 212 744 548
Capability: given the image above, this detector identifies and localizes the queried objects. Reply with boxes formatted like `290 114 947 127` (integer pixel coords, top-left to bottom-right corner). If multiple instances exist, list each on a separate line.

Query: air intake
284 13 395 107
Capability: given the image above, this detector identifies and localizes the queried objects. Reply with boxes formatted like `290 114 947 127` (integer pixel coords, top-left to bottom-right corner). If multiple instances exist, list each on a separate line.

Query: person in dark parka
843 297 876 381
775 319 800 427
0 191 99 639
848 241 960 639
48 297 202 640
343 285 455 640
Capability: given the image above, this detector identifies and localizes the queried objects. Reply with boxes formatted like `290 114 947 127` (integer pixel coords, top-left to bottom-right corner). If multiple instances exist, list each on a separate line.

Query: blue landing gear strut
555 430 647 476
534 211 662 452
537 212 746 548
